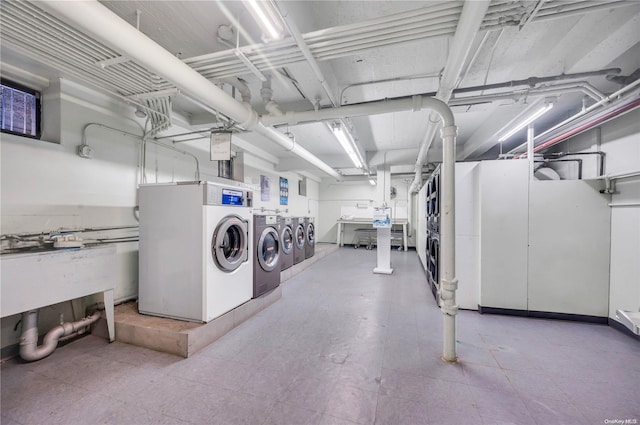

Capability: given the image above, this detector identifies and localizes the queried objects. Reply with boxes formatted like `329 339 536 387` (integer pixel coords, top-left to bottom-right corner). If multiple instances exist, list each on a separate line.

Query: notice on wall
373 207 392 228
210 132 232 161
279 177 289 205
260 175 270 202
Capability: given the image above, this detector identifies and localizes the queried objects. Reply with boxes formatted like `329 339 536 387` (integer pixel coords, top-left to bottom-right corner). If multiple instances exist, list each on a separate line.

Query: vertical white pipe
440 125 458 362
527 123 535 180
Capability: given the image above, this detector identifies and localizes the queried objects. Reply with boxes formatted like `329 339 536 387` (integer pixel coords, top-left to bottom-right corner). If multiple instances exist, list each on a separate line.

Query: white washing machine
138 181 253 322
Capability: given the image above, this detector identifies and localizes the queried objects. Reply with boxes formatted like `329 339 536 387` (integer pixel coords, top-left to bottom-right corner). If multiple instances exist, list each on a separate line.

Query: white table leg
103 289 115 342
337 222 343 246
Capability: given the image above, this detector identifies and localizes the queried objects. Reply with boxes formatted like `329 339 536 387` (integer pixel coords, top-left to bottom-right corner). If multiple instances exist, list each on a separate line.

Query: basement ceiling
1 1 639 179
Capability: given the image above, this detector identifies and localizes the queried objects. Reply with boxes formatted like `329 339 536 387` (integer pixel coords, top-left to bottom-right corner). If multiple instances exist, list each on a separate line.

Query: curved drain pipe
38 1 341 181
19 309 101 362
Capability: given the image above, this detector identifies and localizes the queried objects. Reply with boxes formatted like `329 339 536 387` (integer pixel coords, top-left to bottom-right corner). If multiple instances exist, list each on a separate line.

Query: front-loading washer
293 217 306 264
253 214 281 298
138 181 253 322
304 217 315 259
277 216 294 271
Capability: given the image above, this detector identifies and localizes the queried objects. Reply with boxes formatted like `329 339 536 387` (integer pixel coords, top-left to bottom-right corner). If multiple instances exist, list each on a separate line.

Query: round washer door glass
295 224 305 248
212 216 248 272
258 227 280 272
281 226 293 255
306 223 315 246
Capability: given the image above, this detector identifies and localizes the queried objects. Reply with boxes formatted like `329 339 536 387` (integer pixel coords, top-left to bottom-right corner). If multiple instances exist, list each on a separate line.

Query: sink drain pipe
19 309 101 362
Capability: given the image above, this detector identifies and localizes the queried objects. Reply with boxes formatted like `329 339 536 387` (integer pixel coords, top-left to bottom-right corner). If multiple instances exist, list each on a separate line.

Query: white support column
440 125 459 362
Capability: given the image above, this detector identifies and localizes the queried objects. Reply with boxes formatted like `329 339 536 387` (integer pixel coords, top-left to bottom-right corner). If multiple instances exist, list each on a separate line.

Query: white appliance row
138 181 315 323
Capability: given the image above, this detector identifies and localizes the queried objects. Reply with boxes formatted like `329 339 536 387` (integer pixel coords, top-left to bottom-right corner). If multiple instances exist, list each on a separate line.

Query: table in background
336 219 409 251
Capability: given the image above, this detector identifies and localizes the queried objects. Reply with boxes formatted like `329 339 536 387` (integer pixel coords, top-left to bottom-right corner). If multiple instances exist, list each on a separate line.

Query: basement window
1 79 41 139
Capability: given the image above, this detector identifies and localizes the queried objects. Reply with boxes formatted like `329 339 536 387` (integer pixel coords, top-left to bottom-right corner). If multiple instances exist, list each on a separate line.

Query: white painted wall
0 73 313 353
317 176 410 246
548 108 640 323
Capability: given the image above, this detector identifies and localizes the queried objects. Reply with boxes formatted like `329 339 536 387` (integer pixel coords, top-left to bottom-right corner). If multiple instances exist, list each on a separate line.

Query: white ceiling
1 0 639 179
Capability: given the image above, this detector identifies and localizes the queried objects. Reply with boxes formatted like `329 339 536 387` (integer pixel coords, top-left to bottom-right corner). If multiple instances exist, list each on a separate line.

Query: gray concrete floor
2 247 639 425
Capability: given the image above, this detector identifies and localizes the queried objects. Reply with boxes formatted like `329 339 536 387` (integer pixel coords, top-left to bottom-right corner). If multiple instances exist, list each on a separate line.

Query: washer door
295 224 305 249
258 227 280 272
306 222 315 247
212 215 248 272
281 225 293 255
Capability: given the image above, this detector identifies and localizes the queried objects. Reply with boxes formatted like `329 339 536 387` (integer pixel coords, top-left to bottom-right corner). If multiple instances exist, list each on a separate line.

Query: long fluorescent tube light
245 0 284 41
330 124 364 169
234 49 267 82
498 103 554 142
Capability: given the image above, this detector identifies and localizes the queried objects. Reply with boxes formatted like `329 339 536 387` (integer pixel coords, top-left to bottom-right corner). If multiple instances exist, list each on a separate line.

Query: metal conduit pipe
449 82 606 106
535 158 583 180
38 0 341 180
261 95 452 127
451 70 618 96
20 309 101 362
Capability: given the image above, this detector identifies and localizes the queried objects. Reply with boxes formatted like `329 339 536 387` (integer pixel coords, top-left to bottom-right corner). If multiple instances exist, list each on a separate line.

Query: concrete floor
2 247 639 425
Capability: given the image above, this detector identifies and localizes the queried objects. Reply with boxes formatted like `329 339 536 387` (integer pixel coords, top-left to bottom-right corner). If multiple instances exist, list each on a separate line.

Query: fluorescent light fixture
234 49 267 82
330 123 364 169
245 0 284 42
369 179 376 186
498 103 554 142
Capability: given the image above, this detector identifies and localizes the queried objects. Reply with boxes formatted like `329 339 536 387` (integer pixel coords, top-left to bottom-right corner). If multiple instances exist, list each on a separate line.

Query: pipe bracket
441 304 459 316
441 125 458 139
441 278 459 292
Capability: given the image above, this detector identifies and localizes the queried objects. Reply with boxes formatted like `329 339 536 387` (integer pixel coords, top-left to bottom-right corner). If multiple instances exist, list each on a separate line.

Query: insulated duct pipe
409 0 490 195
38 0 341 180
19 309 101 362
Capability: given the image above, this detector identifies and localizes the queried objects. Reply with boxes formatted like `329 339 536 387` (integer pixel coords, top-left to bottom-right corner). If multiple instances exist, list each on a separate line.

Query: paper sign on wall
280 177 289 205
210 132 232 161
260 175 270 202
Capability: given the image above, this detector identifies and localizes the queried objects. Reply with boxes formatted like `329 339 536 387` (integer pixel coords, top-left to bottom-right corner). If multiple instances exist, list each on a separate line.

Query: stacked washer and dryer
138 181 254 322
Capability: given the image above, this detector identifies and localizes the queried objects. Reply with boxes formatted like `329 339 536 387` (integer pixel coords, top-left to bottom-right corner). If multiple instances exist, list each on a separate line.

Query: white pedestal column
373 227 393 274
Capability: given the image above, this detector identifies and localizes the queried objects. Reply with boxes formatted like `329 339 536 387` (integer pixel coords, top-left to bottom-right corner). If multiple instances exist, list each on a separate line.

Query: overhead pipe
510 78 640 155
408 0 491 195
532 98 640 154
273 2 368 172
38 0 341 180
20 309 101 362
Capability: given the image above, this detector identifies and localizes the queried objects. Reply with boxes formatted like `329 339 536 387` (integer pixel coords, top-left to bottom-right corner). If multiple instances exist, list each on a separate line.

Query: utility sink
615 309 640 335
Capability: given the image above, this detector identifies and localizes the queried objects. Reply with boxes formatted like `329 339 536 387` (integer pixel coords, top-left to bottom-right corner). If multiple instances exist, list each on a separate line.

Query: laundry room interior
1 1 639 424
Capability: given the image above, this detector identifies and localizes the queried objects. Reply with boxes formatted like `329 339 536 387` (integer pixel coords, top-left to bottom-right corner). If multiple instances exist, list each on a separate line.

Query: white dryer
139 181 253 322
